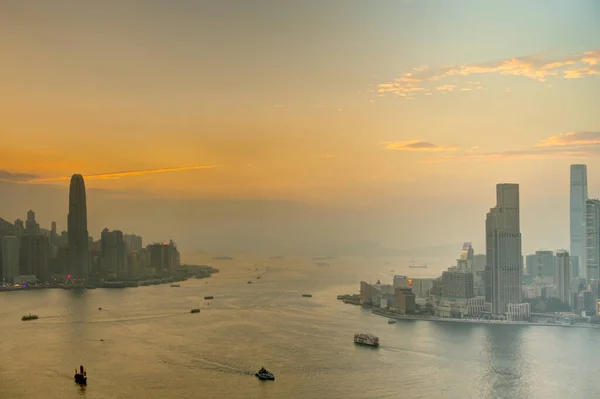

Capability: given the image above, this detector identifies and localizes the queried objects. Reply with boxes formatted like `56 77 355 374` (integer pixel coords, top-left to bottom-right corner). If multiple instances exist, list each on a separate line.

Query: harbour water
1 256 599 399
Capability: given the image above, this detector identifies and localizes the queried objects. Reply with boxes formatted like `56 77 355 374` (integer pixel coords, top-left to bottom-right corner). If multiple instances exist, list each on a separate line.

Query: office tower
485 183 523 316
2 236 20 284
100 228 126 278
555 250 572 308
68 174 90 279
25 210 40 235
571 165 588 277
457 242 474 272
525 250 555 278
14 219 24 237
585 199 600 280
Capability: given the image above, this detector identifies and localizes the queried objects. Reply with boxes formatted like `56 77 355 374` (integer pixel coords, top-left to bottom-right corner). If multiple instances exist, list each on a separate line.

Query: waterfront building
585 199 600 280
393 275 410 289
360 281 381 304
19 234 49 281
441 266 474 300
485 183 523 316
555 250 572 308
394 287 415 314
147 241 180 276
100 228 126 278
571 164 588 278
506 303 530 321
68 174 90 279
1 236 20 283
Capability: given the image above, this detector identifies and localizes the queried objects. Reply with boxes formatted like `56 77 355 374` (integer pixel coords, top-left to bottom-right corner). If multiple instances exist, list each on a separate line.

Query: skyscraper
485 183 523 316
585 199 600 280
570 164 588 277
68 174 90 279
555 250 572 308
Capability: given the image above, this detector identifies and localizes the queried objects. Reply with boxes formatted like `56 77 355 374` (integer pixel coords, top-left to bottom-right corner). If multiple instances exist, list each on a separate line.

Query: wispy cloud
422 131 600 163
383 140 459 152
11 165 218 183
377 48 600 99
0 170 39 182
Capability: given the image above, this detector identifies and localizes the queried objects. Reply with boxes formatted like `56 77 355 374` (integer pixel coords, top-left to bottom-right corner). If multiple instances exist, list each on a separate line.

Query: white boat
354 333 379 347
388 319 396 324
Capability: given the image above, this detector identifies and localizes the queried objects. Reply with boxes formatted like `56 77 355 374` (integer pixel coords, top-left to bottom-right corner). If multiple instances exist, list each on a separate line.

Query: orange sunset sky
1 1 599 261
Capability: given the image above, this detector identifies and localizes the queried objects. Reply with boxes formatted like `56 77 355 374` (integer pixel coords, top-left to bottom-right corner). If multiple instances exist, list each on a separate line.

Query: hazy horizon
1 1 599 262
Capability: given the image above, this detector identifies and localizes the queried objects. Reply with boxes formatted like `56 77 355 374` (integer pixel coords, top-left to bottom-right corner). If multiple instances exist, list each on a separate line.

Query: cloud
0 170 39 182
436 85 456 91
384 140 459 152
422 131 600 163
377 48 600 99
537 131 600 147
13 165 218 183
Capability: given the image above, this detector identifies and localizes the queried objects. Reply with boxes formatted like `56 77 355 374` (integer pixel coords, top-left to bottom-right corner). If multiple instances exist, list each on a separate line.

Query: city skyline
1 2 599 256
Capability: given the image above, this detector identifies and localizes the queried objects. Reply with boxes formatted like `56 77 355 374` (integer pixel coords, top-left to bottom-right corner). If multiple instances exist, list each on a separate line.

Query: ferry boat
204 296 214 300
190 308 200 314
170 284 180 288
354 333 379 347
302 294 312 298
22 313 38 321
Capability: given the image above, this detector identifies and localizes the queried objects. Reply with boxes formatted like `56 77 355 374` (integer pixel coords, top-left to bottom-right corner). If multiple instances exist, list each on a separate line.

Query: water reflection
479 326 530 399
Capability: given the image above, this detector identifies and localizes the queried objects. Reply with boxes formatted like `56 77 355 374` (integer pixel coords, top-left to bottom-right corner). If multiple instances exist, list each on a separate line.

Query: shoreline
371 308 600 329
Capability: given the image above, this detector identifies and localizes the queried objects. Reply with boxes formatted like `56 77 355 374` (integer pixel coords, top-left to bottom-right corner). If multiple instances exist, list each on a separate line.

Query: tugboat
255 367 275 381
74 365 87 385
21 313 38 321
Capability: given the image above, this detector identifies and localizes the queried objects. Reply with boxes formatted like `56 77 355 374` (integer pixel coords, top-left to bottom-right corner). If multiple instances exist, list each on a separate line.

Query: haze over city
1 0 600 260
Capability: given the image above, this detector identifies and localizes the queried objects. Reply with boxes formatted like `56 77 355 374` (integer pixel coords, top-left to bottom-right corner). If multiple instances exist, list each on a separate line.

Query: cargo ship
354 333 379 347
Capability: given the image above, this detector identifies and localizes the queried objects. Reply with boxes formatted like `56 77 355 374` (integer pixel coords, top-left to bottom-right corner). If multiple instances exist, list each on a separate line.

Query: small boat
388 319 396 324
302 294 312 298
74 366 87 385
255 367 275 381
22 313 38 321
256 276 260 280
247 281 252 284
204 296 214 300
191 308 200 313
170 284 180 288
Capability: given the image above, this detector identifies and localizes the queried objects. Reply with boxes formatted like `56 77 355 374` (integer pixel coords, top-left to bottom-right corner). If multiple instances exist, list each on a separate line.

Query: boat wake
379 345 439 359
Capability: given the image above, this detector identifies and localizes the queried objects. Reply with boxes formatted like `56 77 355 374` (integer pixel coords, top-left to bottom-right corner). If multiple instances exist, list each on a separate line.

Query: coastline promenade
371 308 600 330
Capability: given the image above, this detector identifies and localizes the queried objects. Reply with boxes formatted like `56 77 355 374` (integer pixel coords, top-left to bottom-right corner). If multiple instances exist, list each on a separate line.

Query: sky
1 1 599 260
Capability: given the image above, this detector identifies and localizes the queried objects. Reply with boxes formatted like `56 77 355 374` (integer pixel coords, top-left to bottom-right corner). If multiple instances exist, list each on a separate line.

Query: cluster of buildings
0 174 181 285
362 165 600 322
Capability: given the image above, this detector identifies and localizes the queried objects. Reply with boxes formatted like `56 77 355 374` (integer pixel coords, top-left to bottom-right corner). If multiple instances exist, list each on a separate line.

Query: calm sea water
1 256 599 399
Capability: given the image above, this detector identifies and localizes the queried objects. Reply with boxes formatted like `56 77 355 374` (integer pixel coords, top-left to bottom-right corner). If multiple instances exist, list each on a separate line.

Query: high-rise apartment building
570 165 588 278
555 250 572 308
485 183 523 316
585 199 600 280
68 174 90 279
25 210 40 235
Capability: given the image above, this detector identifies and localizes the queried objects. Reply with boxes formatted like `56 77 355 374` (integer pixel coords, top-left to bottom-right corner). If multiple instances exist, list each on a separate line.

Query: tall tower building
570 165 588 277
485 183 523 316
68 174 90 279
585 199 600 281
555 250 572 308
1 236 20 284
